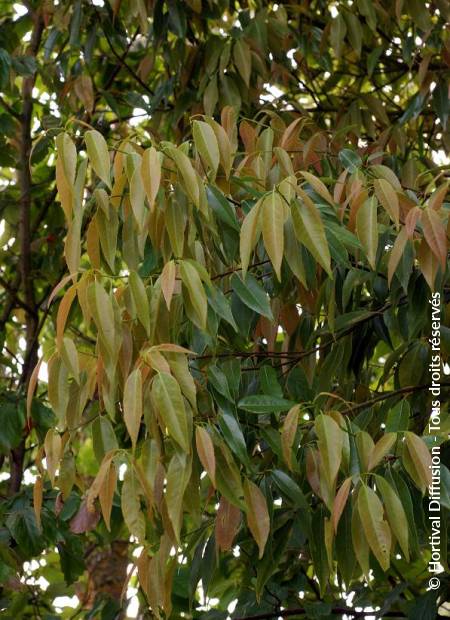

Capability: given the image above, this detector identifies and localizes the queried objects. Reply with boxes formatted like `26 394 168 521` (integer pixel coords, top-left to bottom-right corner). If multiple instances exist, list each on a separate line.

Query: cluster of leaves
0 1 449 618
28 108 449 618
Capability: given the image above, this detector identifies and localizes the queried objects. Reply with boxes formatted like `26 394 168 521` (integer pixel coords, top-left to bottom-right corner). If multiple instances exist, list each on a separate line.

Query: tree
0 1 449 618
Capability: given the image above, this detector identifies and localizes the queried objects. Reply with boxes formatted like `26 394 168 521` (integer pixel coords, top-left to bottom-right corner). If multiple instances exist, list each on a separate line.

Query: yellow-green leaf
300 171 335 207
315 413 343 488
193 120 220 177
123 368 143 450
291 197 332 277
152 372 191 453
374 178 399 228
356 197 378 269
240 198 263 275
85 129 111 189
165 451 192 542
376 476 409 561
44 429 61 487
368 433 396 471
141 146 161 208
262 191 284 280
121 467 145 540
357 485 391 571
244 479 270 559
165 146 199 207
129 271 150 336
179 260 207 330
160 260 176 310
403 432 432 492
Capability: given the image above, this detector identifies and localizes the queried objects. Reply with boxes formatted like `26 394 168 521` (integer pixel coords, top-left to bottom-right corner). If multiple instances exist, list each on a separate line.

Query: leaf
281 405 300 470
332 477 352 533
85 129 111 188
99 461 117 532
240 199 263 275
388 227 408 286
92 416 119 463
271 469 310 516
374 178 399 228
179 260 208 329
160 260 176 310
339 148 362 172
195 427 216 485
121 467 145 540
130 167 146 230
231 273 273 320
330 14 347 58
33 476 43 530
215 497 241 551
26 359 42 419
165 451 192 542
60 336 80 383
368 433 396 471
403 432 432 492
233 38 251 86
238 394 295 414
56 132 76 187
129 271 150 336
352 497 370 577
152 372 191 453
356 197 378 269
421 208 447 269
141 146 161 208
44 429 61 487
56 284 77 348
376 476 409 561
291 198 332 277
244 479 270 559
218 412 250 468
123 368 143 450
357 485 391 571
314 414 343 488
165 146 199 207
193 120 220 177
262 191 284 280
300 171 335 206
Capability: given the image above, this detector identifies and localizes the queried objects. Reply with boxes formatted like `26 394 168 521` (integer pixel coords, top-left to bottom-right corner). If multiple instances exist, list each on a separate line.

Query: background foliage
0 0 449 618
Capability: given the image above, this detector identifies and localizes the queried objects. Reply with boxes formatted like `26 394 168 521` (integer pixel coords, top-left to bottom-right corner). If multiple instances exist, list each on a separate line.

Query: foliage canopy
0 1 449 619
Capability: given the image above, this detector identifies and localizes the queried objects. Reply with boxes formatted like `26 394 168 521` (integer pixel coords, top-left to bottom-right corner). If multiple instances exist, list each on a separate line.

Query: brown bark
8 9 43 496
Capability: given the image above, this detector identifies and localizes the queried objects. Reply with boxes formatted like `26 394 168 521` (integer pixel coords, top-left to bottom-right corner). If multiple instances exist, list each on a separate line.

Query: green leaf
338 148 362 172
92 416 118 463
0 399 24 454
231 272 273 319
206 186 239 230
238 395 295 414
218 411 250 468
